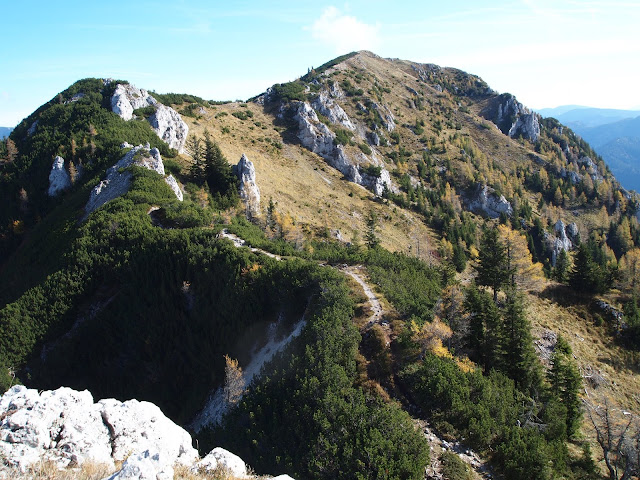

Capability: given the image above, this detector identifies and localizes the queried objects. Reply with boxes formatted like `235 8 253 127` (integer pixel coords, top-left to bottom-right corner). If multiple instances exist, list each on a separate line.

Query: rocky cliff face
546 219 580 265
0 385 196 472
233 153 261 217
0 385 295 480
291 98 392 196
482 93 541 143
148 104 189 153
47 156 72 197
311 91 355 131
111 84 157 121
110 84 188 153
466 184 513 218
509 112 541 143
84 144 182 217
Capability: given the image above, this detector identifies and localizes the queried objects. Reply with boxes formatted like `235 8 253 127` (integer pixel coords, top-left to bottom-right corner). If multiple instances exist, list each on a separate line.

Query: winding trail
194 231 492 478
341 266 384 328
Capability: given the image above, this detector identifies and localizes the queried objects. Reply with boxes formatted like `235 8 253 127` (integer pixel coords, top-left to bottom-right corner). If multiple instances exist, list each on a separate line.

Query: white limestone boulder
47 156 72 197
148 105 188 153
312 91 355 130
233 154 260 216
111 84 157 122
467 184 513 218
111 84 188 153
192 447 248 478
103 449 173 480
99 398 197 467
0 386 113 470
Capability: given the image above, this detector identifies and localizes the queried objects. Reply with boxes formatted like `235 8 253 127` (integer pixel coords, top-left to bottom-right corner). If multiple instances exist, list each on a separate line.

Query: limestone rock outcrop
311 91 355 130
233 154 260 216
0 385 296 480
360 166 393 197
47 156 72 197
546 220 579 265
483 93 541 143
0 385 197 472
148 105 189 153
294 101 336 159
164 174 184 202
292 101 391 195
370 102 395 132
111 84 157 122
508 112 540 143
110 84 188 153
192 447 248 477
578 156 603 181
105 449 173 480
84 144 182 218
467 184 513 218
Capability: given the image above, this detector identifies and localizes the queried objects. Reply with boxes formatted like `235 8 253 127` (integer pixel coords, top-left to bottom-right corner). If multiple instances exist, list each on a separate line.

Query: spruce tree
548 337 582 437
365 210 380 249
502 289 540 393
203 130 237 197
464 284 503 372
553 249 570 283
186 135 205 184
569 243 605 294
475 227 510 302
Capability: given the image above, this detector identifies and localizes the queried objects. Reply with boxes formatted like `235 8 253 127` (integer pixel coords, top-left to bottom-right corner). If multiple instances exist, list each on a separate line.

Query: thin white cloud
308 6 380 53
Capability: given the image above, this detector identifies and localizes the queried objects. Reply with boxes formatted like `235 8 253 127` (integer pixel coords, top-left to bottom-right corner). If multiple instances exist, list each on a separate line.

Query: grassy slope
183 101 439 257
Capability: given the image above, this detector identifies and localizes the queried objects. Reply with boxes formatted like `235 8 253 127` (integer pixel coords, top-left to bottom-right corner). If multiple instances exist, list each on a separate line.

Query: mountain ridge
1 50 640 480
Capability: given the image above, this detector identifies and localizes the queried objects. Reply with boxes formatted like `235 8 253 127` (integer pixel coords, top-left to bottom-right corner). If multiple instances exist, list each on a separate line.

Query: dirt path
341 266 384 327
208 232 493 478
218 229 282 260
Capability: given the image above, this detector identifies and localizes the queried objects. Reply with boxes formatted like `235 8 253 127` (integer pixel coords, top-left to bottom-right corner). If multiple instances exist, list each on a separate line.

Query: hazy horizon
2 1 639 126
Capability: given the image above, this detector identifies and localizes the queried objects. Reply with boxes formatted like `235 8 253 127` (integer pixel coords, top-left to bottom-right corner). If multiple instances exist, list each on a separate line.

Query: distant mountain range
0 127 13 139
537 106 640 128
538 106 640 192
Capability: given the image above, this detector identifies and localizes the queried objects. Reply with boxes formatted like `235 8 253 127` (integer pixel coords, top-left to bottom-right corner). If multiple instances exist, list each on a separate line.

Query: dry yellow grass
527 288 640 414
0 460 112 480
0 462 256 480
181 101 438 256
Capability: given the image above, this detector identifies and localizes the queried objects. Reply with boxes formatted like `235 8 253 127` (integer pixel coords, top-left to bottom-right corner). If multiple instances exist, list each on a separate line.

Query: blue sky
1 0 639 126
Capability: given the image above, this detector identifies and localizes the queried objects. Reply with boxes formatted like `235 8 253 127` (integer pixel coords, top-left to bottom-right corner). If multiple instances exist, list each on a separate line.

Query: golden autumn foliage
223 355 244 405
619 248 640 295
497 224 545 291
411 317 453 358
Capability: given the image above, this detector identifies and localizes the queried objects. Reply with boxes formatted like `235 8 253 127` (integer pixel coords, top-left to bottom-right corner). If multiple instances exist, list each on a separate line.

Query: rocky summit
0 386 295 480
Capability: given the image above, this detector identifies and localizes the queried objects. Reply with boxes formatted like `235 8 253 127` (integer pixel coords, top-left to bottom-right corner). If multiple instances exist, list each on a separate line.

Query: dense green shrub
334 128 352 146
132 105 157 118
440 451 473 480
271 82 306 102
362 164 381 177
358 142 373 155
401 354 574 480
151 92 207 106
232 110 254 121
204 268 429 479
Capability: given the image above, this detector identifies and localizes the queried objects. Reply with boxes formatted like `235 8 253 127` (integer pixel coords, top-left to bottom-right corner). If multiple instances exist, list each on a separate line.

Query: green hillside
1 52 640 479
